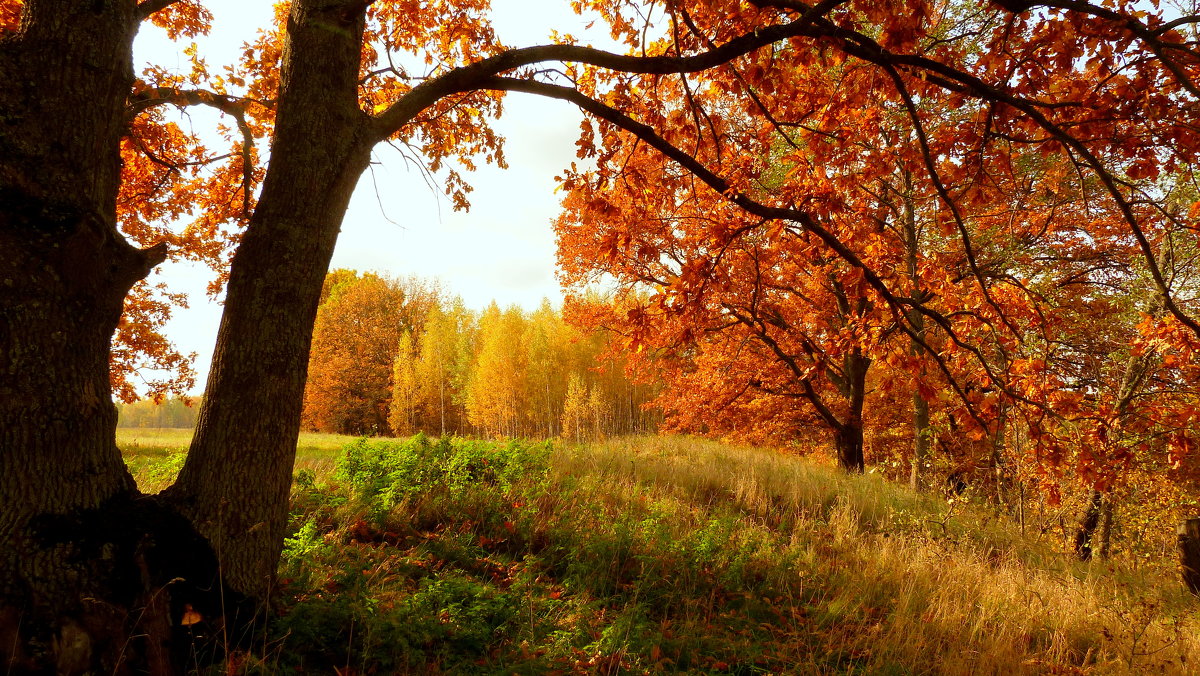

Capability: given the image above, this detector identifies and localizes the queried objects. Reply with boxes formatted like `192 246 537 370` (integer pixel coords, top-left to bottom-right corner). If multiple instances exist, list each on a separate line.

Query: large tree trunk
833 423 865 474
0 2 224 672
165 0 374 605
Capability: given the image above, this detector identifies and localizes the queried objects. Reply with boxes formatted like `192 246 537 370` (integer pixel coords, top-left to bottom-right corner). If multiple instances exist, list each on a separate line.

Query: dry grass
552 436 1200 674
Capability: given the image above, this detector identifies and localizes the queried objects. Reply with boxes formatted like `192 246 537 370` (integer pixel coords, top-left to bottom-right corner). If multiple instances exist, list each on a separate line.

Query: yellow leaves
305 273 441 436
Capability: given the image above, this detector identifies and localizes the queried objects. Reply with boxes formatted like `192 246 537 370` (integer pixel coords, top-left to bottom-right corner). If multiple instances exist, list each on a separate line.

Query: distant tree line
116 396 200 429
300 270 660 439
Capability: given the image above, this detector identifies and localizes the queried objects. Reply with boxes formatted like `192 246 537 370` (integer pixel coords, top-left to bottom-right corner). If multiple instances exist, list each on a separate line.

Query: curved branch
797 19 1200 338
126 87 256 217
1019 0 1200 99
370 15 835 139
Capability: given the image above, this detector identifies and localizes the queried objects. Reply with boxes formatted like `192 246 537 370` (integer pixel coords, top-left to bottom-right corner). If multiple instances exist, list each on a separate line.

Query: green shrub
334 435 551 518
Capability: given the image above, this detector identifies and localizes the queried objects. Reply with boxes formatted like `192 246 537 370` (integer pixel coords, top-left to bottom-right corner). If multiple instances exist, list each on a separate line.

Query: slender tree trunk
910 389 930 489
1074 491 1119 562
991 411 1009 507
899 172 931 491
1097 498 1115 560
1074 489 1104 561
165 0 374 605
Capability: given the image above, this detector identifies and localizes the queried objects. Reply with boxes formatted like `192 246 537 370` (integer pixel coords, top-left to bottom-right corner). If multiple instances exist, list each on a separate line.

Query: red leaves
1169 433 1193 471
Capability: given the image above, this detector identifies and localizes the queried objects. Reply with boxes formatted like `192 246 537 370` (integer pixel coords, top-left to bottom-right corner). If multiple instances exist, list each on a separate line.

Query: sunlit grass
129 433 1200 673
549 436 1200 674
118 427 362 492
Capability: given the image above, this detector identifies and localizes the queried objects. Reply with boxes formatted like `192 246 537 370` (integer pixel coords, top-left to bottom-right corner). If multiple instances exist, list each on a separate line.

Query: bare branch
369 15 838 139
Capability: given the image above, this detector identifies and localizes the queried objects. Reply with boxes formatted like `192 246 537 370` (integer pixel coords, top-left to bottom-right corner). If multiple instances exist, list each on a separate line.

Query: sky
135 1 617 393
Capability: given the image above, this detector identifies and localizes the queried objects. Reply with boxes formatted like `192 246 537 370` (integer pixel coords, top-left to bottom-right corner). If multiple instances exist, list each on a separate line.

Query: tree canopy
554 0 1200 487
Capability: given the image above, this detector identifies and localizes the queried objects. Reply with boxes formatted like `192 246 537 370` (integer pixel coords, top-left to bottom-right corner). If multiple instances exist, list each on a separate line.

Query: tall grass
550 437 1198 673
130 434 1200 674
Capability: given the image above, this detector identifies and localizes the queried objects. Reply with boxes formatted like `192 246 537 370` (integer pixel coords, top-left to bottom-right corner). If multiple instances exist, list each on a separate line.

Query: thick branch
370 16 834 139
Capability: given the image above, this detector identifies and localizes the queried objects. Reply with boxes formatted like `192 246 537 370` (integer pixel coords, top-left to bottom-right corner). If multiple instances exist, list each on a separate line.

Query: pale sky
135 1 617 393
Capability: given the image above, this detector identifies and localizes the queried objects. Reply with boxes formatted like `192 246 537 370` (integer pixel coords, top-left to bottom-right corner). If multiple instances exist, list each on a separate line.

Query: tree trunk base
1 493 257 675
835 426 865 474
1179 518 1200 596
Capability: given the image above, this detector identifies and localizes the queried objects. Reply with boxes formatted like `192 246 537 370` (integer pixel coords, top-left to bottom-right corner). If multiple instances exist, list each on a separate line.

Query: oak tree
6 0 1200 671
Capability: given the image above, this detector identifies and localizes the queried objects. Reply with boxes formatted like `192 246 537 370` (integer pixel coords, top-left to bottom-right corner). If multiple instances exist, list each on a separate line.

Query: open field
118 428 362 491
123 434 1200 674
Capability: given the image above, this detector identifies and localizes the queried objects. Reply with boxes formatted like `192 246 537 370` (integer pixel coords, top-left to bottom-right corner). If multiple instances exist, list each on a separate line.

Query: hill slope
131 435 1200 674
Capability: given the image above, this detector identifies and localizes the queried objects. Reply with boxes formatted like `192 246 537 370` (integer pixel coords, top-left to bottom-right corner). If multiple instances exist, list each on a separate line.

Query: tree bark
0 2 228 672
1097 497 1115 560
909 388 930 488
165 0 375 604
1179 518 1200 596
832 349 869 473
1074 488 1104 561
834 423 865 474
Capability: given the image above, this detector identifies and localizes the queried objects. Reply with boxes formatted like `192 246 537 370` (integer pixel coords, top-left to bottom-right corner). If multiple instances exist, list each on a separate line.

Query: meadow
120 428 359 491
119 431 1200 674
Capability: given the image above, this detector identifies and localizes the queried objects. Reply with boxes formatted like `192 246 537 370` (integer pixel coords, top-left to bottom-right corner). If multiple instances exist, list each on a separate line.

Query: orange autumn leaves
555 0 1200 488
5 0 1197 490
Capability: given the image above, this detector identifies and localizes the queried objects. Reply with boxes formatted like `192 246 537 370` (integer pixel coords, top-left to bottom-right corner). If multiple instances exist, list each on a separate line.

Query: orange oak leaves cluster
555 0 1200 492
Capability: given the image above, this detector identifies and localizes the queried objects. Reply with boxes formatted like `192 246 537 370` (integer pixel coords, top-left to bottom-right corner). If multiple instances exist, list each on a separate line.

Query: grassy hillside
123 435 1200 674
